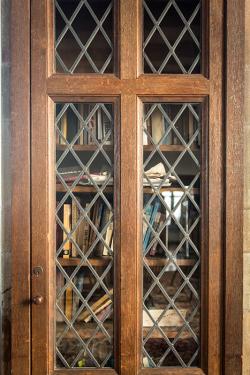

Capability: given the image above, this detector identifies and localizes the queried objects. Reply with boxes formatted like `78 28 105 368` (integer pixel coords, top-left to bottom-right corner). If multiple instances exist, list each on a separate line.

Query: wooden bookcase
11 0 244 375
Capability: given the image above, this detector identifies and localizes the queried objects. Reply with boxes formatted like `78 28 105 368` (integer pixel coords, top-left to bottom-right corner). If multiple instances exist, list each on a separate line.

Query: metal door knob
32 295 44 305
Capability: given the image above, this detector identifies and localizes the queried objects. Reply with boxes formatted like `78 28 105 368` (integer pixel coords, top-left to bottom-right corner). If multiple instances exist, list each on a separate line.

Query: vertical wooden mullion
207 0 224 374
120 94 140 375
120 0 140 79
11 0 31 374
31 0 49 373
120 1 141 374
224 0 244 374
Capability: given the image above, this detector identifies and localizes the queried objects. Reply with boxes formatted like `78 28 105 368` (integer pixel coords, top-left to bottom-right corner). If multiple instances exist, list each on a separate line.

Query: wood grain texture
120 94 139 375
47 75 210 97
120 0 139 78
31 0 49 373
224 0 245 374
139 369 205 375
207 0 224 374
11 0 31 374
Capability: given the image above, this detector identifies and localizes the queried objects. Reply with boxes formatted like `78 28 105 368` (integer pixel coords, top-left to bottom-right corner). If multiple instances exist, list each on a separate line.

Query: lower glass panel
55 102 114 368
142 102 201 367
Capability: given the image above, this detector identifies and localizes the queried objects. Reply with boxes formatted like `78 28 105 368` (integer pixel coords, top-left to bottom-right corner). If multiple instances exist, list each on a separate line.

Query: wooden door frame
10 1 245 374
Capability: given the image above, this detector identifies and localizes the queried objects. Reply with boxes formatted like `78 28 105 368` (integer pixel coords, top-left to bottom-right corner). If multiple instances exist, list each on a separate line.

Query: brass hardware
32 266 43 277
32 295 44 305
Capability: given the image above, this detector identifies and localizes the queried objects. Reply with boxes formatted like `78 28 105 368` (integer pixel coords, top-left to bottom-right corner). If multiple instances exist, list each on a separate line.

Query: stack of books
143 107 198 146
57 270 113 324
57 105 112 145
57 198 114 258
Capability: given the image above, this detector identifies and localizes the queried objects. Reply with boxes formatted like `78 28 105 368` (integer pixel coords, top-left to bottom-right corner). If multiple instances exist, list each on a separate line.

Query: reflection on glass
142 103 201 367
55 103 114 368
55 0 114 73
143 0 201 74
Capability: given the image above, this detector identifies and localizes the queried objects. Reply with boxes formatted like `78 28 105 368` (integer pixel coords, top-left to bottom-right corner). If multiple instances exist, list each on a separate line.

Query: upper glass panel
143 0 201 74
55 0 114 73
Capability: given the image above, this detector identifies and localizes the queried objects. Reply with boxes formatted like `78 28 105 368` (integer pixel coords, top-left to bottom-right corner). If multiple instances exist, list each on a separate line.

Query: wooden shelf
58 257 112 267
143 145 200 152
56 184 199 195
56 321 198 340
56 184 113 193
145 258 196 267
56 144 113 152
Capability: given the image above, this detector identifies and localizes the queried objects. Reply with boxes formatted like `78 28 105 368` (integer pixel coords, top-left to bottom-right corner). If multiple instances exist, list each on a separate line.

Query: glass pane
55 103 115 368
55 0 114 73
143 0 201 74
142 103 201 367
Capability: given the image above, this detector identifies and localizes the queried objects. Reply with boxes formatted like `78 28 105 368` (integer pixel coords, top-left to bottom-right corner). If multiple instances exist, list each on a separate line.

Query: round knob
32 295 44 305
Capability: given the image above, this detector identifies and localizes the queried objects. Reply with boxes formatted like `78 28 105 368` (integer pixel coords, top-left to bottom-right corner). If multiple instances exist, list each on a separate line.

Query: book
97 108 103 142
98 207 111 255
79 289 113 323
65 286 73 321
60 112 67 144
82 203 90 254
63 204 71 259
148 211 162 256
72 198 80 257
102 111 112 145
143 200 160 252
88 112 96 144
78 104 84 145
73 270 84 319
103 211 113 255
151 108 164 144
56 270 65 322
143 308 187 327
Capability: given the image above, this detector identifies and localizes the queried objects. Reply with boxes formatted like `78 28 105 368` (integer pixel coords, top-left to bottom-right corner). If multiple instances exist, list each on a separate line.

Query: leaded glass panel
55 0 114 73
143 0 201 74
142 103 201 367
55 102 115 368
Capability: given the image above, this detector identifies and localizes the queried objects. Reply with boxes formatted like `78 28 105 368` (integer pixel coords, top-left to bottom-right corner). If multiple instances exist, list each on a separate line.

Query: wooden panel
120 0 140 78
224 0 245 374
207 0 224 374
31 0 49 374
11 0 31 374
47 75 209 97
120 94 140 375
139 369 205 375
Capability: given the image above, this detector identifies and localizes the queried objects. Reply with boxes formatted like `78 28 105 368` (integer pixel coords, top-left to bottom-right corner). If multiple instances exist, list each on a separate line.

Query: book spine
63 204 71 259
60 113 67 145
65 286 73 321
143 201 160 252
71 199 79 258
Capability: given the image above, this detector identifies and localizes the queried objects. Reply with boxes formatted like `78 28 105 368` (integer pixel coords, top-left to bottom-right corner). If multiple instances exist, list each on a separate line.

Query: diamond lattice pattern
55 0 114 73
143 0 201 74
55 103 114 368
142 103 201 368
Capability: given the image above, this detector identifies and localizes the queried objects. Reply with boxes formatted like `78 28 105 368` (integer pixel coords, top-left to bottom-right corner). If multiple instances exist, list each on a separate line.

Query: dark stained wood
224 0 245 374
47 75 210 97
14 0 243 373
139 369 205 375
120 94 139 375
31 0 50 373
206 0 224 374
11 1 31 374
58 257 113 267
56 144 113 152
53 370 118 375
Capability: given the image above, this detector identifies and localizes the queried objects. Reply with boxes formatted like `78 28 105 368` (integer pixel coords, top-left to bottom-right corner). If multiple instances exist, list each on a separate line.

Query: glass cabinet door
29 0 224 374
55 102 116 368
141 102 202 368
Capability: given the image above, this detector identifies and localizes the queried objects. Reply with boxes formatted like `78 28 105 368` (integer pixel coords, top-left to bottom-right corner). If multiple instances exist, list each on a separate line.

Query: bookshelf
16 0 235 372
